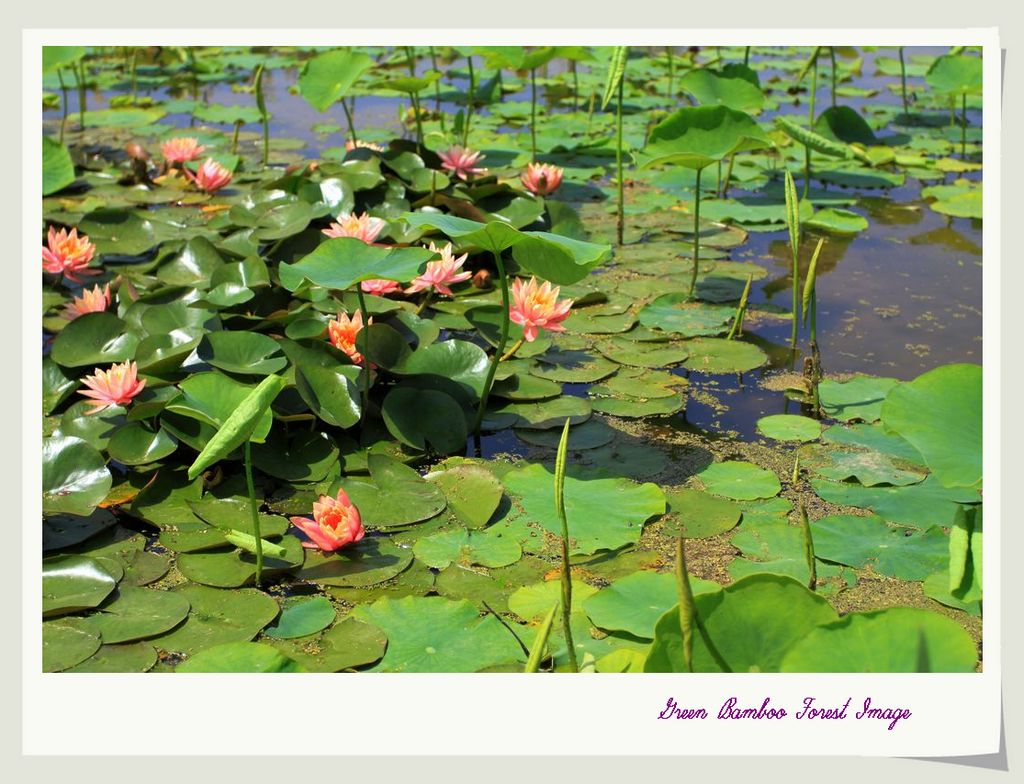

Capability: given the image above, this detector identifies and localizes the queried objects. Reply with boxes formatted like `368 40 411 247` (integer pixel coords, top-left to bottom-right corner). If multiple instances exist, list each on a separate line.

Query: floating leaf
698 461 781 501
583 571 720 639
263 596 337 639
177 642 305 672
756 414 822 442
42 436 112 516
810 514 948 581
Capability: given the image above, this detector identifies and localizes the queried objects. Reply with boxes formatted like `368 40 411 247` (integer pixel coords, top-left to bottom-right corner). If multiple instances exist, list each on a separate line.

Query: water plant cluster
41 44 983 673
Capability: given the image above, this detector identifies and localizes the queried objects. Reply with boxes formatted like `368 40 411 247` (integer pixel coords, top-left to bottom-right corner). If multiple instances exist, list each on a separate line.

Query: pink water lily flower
361 278 402 296
289 488 365 552
510 276 574 342
438 146 487 180
63 283 112 320
345 139 387 153
328 310 370 365
161 137 206 165
42 226 99 284
322 212 386 244
78 360 146 414
187 158 233 193
405 242 471 297
521 162 564 196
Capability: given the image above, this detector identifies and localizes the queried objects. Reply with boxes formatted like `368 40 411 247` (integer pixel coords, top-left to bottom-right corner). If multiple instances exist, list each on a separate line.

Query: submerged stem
616 76 625 246
472 250 510 441
688 167 703 298
243 442 263 587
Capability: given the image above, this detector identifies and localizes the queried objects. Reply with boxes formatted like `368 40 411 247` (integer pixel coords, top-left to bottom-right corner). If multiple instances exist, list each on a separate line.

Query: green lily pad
153 584 279 656
487 396 592 430
176 536 305 588
880 363 981 488
811 475 977 528
922 571 982 616
338 455 447 528
638 295 734 337
637 104 774 171
781 607 978 672
263 596 337 639
251 430 340 483
426 464 504 528
804 448 926 487
297 538 413 587
197 331 287 376
107 423 178 466
66 642 158 673
594 338 689 368
43 554 118 617
382 386 468 454
583 571 721 639
83 586 191 643
810 514 948 581
43 136 75 196
698 461 781 500
819 375 899 422
663 488 742 538
756 414 822 442
683 338 767 374
42 436 112 516
502 463 666 554
353 596 526 672
50 312 139 368
644 574 837 672
514 417 617 450
177 642 306 672
821 423 925 465
729 521 851 590
43 620 102 672
297 49 374 112
529 349 618 383
805 207 869 235
264 617 387 671
413 527 522 569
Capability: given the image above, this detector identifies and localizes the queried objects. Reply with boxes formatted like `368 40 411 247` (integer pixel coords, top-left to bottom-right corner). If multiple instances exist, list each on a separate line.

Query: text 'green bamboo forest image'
40 44 983 674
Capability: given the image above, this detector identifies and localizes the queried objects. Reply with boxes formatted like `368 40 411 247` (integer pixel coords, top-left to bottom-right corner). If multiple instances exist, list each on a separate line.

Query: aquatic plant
289 489 365 552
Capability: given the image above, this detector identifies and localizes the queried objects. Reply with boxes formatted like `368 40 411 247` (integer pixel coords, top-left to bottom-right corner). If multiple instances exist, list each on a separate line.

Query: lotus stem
464 54 475 146
688 167 703 298
57 69 69 144
415 290 433 316
799 503 817 591
616 75 625 246
791 456 800 484
500 337 524 362
744 46 751 66
829 47 837 107
674 536 696 672
130 48 138 103
726 274 753 340
76 59 87 131
804 54 817 200
356 287 371 423
555 418 579 673
571 59 579 112
253 63 269 167
898 47 909 117
243 441 264 587
961 92 967 159
785 169 801 350
720 154 735 198
429 46 444 130
231 120 242 155
472 250 511 442
341 98 358 144
524 604 558 672
586 88 596 134
666 46 674 105
530 68 538 162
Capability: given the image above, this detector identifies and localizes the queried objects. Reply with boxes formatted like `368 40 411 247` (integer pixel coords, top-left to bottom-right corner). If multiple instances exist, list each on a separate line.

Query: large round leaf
297 49 374 112
697 461 780 500
83 586 191 644
263 596 336 640
177 642 305 672
197 331 287 376
502 463 665 555
781 607 978 672
637 105 774 171
50 313 140 368
153 584 279 655
880 363 981 488
583 571 721 639
42 436 112 516
644 574 837 672
338 454 446 528
810 515 948 581
663 488 741 538
279 238 434 292
297 538 413 587
353 596 526 672
43 620 101 672
43 554 117 617
382 386 468 454
264 617 387 671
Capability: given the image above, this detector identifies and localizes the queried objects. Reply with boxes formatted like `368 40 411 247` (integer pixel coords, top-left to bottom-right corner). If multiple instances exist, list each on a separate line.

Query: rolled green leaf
224 529 288 560
524 604 558 673
774 116 859 161
187 374 286 480
802 237 825 326
601 46 629 110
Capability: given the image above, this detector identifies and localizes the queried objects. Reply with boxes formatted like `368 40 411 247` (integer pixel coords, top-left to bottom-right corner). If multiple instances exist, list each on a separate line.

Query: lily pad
413 528 522 569
264 617 387 671
42 436 112 516
756 414 822 442
338 455 447 528
583 571 720 639
353 596 526 672
683 338 767 374
177 642 305 672
810 514 948 581
297 538 413 587
426 464 504 528
83 586 191 644
818 375 899 422
43 620 102 672
153 584 279 656
697 461 781 500
663 488 742 538
43 554 117 617
263 596 337 639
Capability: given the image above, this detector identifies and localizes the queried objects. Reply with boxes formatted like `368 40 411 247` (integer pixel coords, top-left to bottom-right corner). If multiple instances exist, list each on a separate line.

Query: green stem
530 68 538 162
689 167 702 298
615 76 625 246
555 419 578 673
571 60 579 112
411 92 424 151
472 250 510 440
341 98 358 144
675 537 696 673
721 154 735 198
744 46 751 66
429 46 444 131
57 69 68 144
800 503 817 591
464 55 475 146
415 290 433 316
829 47 837 107
898 47 909 116
231 120 241 155
666 46 674 105
356 288 371 424
253 64 268 168
243 442 263 587
76 60 86 131
804 56 817 200
961 92 967 159
500 337 524 362
130 48 137 103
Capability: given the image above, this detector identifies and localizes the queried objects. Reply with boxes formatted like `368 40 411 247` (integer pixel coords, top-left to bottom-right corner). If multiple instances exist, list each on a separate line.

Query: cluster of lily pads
41 44 982 673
